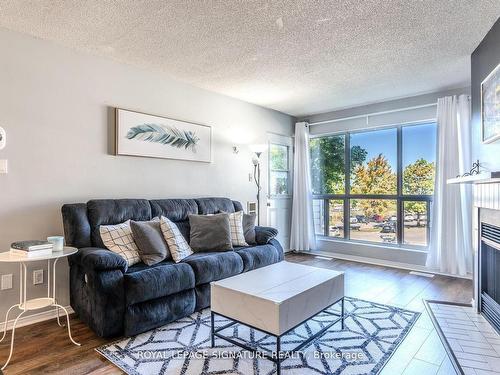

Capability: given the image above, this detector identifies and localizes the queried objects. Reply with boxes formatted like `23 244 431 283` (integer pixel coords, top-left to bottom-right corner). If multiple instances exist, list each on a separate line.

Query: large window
311 122 436 249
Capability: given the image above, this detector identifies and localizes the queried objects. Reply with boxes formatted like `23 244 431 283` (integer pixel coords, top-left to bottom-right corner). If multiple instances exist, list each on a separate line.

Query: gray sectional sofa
61 197 283 338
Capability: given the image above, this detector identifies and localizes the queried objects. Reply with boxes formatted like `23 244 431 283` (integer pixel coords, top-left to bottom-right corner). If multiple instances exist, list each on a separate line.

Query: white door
267 133 293 251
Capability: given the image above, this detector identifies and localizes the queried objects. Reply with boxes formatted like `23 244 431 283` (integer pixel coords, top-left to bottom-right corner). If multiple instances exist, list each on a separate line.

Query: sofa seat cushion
235 244 282 272
124 261 195 306
182 251 243 285
125 289 196 337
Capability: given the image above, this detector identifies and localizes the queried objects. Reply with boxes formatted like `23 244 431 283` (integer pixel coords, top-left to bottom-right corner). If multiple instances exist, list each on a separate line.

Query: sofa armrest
73 247 128 273
255 226 278 245
69 247 126 337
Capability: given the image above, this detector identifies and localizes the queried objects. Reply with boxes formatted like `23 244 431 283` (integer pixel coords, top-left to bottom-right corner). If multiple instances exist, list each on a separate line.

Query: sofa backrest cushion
150 199 197 241
88 199 152 248
195 197 240 215
232 200 244 212
62 197 244 249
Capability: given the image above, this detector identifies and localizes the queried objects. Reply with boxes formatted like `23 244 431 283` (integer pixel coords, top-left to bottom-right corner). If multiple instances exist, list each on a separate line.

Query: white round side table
0 246 81 370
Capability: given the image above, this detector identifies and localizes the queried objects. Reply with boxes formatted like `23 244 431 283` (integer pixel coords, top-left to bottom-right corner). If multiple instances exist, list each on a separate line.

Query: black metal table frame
210 296 344 375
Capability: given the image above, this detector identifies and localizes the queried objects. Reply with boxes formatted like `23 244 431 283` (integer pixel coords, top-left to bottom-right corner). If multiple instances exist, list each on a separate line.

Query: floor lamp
250 144 266 226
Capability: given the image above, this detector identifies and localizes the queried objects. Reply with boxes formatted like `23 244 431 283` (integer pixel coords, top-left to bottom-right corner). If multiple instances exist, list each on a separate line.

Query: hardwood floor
287 253 473 375
0 253 472 375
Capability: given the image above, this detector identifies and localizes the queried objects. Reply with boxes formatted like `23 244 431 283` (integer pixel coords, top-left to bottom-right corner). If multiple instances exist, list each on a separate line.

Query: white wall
0 28 294 317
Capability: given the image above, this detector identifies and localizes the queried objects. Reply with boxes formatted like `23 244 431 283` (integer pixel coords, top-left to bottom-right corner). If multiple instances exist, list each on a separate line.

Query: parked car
350 217 358 223
380 234 396 243
404 215 415 222
381 223 396 233
329 227 341 237
356 215 368 224
389 216 397 222
350 223 361 231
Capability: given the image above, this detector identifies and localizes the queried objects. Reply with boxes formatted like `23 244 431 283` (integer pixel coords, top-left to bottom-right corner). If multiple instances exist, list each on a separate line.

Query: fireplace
479 208 500 333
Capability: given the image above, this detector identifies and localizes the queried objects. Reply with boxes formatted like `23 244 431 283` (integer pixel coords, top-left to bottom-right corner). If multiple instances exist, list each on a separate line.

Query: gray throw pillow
189 213 233 252
130 219 170 265
243 214 257 245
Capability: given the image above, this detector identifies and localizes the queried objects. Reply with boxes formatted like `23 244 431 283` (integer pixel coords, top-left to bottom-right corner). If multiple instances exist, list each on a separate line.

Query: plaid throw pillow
160 216 193 263
228 211 248 247
100 220 141 266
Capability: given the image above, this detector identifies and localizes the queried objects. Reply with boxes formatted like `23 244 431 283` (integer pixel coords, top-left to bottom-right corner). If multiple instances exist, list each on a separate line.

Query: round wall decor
0 127 5 150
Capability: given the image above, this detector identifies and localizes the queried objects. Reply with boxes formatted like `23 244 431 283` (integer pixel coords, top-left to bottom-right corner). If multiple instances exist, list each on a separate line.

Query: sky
350 123 437 170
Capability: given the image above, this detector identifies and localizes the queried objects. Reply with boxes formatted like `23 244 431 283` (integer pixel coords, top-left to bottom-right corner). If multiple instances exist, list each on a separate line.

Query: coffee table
210 261 344 374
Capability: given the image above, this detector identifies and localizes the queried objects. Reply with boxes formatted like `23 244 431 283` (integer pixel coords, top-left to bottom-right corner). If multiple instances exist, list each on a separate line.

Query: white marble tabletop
211 261 345 335
212 261 343 303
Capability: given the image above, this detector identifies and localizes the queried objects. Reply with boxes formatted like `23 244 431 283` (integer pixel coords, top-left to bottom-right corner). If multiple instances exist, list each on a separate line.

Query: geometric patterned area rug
97 297 420 375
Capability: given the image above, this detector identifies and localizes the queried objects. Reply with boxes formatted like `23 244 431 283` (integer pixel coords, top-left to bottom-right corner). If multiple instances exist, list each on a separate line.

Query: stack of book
10 240 53 257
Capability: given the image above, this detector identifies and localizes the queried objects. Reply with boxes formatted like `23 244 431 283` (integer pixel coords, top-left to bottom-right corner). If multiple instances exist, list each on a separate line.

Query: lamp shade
250 144 267 154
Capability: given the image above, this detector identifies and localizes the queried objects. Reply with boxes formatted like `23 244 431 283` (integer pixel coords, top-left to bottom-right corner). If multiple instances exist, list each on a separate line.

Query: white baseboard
301 250 472 280
2 306 74 332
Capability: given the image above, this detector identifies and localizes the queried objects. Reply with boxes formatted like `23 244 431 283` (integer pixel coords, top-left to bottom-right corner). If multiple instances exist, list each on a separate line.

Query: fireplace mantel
474 183 500 211
447 171 500 185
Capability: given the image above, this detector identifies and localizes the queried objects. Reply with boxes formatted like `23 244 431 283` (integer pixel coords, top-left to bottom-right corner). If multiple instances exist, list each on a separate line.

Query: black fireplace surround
479 211 500 333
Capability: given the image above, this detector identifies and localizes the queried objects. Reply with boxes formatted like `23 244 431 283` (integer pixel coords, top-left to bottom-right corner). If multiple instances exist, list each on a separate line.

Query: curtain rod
307 102 438 126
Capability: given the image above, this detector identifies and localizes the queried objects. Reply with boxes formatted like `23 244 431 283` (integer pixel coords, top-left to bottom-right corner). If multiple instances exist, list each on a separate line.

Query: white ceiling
1 1 499 116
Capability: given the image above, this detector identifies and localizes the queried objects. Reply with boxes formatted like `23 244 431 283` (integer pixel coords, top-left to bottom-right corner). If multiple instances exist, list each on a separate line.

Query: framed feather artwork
115 108 212 162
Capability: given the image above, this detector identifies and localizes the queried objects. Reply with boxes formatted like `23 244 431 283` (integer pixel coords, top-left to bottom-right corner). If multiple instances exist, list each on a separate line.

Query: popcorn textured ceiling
0 0 499 116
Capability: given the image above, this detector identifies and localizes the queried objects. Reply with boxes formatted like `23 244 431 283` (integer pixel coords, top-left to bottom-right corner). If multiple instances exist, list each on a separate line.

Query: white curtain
427 95 472 276
290 122 316 251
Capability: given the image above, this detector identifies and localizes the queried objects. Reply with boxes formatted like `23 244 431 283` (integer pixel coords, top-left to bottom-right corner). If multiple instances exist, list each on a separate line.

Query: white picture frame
115 108 212 162
481 62 500 144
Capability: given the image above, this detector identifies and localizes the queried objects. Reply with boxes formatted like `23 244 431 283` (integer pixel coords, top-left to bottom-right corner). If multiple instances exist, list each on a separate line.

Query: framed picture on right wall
481 62 500 143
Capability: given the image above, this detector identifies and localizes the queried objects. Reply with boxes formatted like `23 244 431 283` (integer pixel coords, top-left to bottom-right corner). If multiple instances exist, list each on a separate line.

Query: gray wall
0 28 294 317
471 18 500 170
